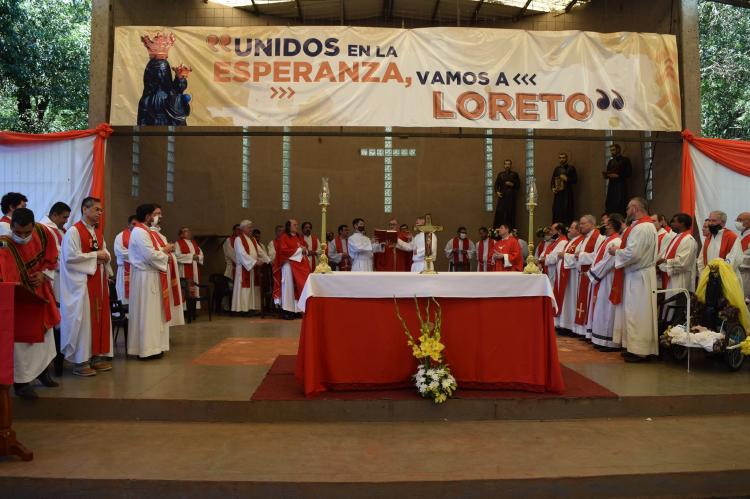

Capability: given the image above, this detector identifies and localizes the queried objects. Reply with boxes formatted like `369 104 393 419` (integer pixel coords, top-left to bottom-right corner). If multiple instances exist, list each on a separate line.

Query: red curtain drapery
681 129 750 220
0 123 112 228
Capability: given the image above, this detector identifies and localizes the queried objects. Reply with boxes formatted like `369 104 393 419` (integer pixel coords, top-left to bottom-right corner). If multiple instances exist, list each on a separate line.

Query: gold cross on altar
576 303 586 319
417 213 443 274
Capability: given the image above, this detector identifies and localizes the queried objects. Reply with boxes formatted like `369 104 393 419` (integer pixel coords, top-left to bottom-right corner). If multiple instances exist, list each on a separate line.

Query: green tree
699 0 750 139
0 0 90 133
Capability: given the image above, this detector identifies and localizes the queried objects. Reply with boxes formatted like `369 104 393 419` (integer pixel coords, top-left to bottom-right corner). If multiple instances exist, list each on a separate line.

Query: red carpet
251 355 618 401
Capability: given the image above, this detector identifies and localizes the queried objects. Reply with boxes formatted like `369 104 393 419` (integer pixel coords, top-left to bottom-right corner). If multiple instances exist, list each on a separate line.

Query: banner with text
111 26 681 131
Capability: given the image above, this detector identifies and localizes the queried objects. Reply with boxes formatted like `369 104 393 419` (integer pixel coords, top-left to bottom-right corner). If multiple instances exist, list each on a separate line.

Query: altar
295 272 565 396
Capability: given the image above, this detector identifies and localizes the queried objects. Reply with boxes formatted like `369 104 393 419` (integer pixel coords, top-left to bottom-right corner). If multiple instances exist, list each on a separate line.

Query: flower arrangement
394 297 457 403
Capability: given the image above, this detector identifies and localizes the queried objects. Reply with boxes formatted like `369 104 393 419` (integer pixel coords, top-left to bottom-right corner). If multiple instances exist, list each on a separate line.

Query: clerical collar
83 219 97 231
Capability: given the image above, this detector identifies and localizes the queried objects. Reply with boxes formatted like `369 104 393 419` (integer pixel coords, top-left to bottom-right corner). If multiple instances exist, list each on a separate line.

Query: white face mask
12 233 32 245
151 215 160 226
735 221 745 232
459 233 467 240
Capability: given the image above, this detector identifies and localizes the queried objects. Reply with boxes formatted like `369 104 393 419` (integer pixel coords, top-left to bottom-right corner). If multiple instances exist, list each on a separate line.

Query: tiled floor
24 315 750 402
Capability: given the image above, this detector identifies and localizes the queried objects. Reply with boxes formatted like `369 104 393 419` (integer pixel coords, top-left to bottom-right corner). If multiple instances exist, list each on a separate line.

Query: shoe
72 365 97 377
138 352 164 360
91 361 113 372
37 369 60 387
623 352 647 363
13 383 38 400
281 311 295 320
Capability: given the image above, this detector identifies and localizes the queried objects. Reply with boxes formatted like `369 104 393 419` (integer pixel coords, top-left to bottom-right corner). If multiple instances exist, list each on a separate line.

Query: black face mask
708 224 721 236
672 227 681 234
599 226 607 236
551 233 559 240
357 226 365 233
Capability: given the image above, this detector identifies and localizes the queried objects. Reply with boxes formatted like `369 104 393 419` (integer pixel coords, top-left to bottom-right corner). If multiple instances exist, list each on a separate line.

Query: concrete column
678 0 701 134
88 0 113 128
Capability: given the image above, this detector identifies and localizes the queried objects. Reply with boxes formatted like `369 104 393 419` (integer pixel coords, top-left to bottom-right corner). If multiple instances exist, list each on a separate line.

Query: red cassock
273 233 311 300
374 232 412 272
492 236 523 272
0 224 60 332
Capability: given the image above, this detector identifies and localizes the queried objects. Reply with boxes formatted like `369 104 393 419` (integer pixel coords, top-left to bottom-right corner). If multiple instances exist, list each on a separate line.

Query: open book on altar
374 229 398 244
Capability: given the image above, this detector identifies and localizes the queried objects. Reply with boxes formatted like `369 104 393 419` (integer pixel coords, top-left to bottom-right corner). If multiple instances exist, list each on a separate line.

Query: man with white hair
736 211 750 298
609 197 658 362
698 210 742 282
232 219 266 314
573 214 603 338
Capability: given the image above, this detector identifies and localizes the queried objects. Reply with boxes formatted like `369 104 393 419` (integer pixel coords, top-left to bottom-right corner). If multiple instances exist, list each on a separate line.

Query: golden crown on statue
141 32 175 60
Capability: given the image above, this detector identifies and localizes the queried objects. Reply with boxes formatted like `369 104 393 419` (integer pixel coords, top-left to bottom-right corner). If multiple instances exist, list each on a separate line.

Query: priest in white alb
150 206 184 327
410 216 438 273
301 221 321 272
736 211 750 298
444 226 475 272
223 223 241 279
587 214 623 350
59 197 114 377
474 227 493 272
554 222 583 332
347 218 384 272
232 220 265 313
542 223 567 285
656 213 698 320
328 223 352 271
127 204 173 359
698 210 742 282
610 197 658 362
175 226 204 309
114 215 136 305
573 215 603 338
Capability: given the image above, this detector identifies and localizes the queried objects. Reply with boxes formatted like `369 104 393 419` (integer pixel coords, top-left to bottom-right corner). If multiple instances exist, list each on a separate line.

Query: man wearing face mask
444 226 475 272
697 210 742 283
347 218 384 272
587 214 624 350
150 206 185 327
59 197 114 377
0 208 60 399
656 213 697 321
128 204 175 359
735 212 750 298
542 223 568 285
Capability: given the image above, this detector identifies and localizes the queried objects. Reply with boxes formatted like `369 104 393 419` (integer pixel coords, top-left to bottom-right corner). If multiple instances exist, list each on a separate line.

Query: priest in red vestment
491 224 523 272
0 208 60 399
374 218 413 272
328 224 352 271
475 227 494 272
273 219 311 319
0 192 28 237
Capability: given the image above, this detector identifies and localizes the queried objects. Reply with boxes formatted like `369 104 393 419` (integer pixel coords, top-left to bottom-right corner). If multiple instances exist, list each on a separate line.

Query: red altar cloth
295 296 565 396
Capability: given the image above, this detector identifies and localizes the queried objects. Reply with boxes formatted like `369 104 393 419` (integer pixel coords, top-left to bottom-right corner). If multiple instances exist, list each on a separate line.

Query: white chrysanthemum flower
441 378 453 389
428 381 438 390
418 384 429 393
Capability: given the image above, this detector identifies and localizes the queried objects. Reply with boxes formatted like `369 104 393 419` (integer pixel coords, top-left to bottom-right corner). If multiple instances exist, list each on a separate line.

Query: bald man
736 212 750 298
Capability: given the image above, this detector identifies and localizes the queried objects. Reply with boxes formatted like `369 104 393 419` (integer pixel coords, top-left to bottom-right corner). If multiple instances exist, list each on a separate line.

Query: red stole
0 215 9 225
272 239 281 299
574 232 601 326
334 236 352 271
73 221 111 355
452 237 470 268
535 240 546 259
702 229 738 265
122 228 131 299
0 224 60 335
476 238 494 272
609 216 652 305
273 233 311 300
553 235 584 317
742 232 750 252
661 232 691 289
177 237 201 298
304 234 319 269
236 235 255 288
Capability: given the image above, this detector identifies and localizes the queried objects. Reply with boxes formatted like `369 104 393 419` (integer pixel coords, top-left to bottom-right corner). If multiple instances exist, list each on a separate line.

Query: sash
609 216 652 305
702 229 738 265
73 221 111 355
0 215 9 224
553 235 584 317
272 239 281 299
535 240 546 259
334 236 351 271
590 233 619 316
237 235 254 288
743 233 750 253
661 231 690 289
177 237 201 297
452 237 470 268
304 235 319 269
134 223 175 322
251 237 263 288
574 232 601 326
122 228 131 299
477 239 492 272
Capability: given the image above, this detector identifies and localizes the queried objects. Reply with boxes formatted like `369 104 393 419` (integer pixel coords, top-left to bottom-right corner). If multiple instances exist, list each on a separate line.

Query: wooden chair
209 273 232 315
180 277 212 324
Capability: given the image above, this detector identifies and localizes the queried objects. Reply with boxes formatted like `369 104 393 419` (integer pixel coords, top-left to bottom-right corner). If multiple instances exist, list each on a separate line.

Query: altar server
348 218 384 272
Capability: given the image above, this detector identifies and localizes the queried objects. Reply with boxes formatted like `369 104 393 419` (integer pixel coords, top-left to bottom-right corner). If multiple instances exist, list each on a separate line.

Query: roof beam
295 0 304 21
431 0 441 22
513 0 532 22
383 0 394 20
340 0 345 25
564 0 578 12
472 0 485 23
249 0 260 15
